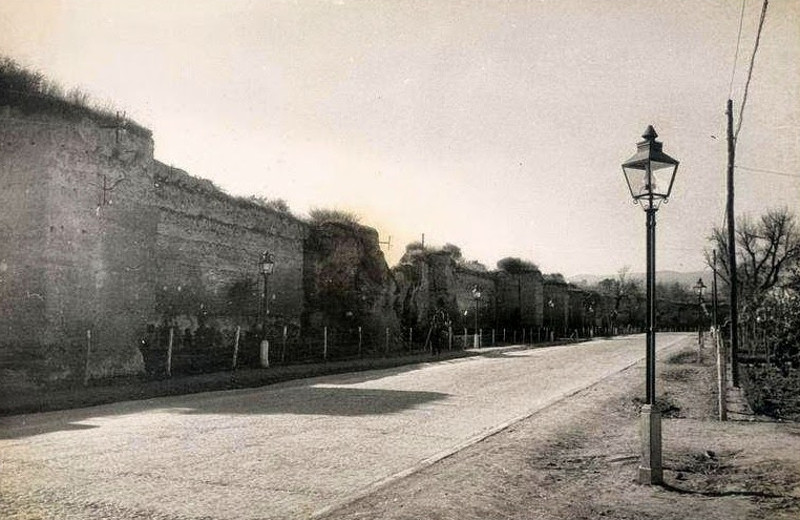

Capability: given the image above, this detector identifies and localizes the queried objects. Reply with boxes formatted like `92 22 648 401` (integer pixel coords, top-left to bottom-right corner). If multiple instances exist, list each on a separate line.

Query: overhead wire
734 0 769 142
729 0 748 99
736 165 800 179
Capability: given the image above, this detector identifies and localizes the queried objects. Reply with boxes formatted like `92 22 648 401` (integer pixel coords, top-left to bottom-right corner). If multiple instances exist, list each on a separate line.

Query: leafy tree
462 260 488 272
441 243 463 261
543 273 566 283
497 257 539 274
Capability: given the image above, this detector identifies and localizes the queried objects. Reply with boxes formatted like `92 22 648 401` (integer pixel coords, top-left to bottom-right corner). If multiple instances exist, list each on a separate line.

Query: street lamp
472 285 482 348
259 250 275 368
693 278 707 353
621 125 679 486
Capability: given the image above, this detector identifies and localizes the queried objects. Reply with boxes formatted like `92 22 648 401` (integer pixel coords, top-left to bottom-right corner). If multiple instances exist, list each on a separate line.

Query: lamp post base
638 404 663 485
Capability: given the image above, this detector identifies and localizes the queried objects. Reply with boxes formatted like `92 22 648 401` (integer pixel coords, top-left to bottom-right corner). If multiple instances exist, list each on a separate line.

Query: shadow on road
0 421 98 440
174 386 450 417
0 387 450 440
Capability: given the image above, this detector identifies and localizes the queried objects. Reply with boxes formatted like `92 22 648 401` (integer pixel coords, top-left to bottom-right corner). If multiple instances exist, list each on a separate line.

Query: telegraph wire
734 0 769 142
736 165 800 179
729 0 748 99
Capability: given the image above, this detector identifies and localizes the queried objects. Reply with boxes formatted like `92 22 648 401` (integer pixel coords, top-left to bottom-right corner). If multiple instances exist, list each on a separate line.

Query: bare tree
705 207 800 305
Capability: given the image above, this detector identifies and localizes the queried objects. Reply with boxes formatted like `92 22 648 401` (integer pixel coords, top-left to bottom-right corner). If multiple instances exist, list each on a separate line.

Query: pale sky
2 0 798 277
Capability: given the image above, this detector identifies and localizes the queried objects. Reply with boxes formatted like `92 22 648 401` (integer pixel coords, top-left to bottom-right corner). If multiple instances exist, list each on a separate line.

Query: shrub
741 365 800 421
308 208 361 225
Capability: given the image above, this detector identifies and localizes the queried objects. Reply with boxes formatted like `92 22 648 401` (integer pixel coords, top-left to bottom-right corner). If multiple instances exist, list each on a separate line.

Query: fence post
166 327 174 377
492 329 496 346
448 326 453 350
503 328 506 343
409 327 413 348
385 327 389 356
232 326 241 370
282 325 288 364
464 328 468 349
522 328 526 344
323 326 328 361
83 329 92 387
358 326 363 358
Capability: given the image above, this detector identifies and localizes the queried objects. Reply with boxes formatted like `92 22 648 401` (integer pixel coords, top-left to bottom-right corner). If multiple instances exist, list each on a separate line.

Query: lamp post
472 285 482 348
622 125 679 485
259 251 275 368
693 278 707 354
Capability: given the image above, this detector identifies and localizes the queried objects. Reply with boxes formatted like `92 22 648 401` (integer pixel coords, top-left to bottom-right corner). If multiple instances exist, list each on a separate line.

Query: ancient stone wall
495 270 544 328
302 220 401 351
0 110 156 390
543 280 570 335
152 161 306 341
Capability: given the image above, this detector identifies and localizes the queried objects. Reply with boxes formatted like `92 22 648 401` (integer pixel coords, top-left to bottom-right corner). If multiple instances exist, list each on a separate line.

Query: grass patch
667 350 697 365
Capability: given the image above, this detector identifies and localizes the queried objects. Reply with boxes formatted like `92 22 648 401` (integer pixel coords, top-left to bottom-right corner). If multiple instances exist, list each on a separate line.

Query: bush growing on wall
308 208 361 225
0 55 150 137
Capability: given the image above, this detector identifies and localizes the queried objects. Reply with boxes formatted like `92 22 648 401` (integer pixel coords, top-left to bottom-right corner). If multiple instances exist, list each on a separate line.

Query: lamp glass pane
650 160 677 198
622 163 648 199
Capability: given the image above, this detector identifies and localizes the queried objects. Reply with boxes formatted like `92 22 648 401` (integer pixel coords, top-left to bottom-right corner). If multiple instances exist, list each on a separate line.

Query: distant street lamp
693 278 707 353
472 285 482 348
622 125 680 486
259 251 275 368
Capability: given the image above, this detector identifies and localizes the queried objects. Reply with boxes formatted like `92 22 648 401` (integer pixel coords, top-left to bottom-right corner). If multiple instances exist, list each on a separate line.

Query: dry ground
322 343 800 520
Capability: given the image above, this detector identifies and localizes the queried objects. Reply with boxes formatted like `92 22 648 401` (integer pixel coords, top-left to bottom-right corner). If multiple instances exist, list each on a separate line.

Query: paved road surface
0 333 689 520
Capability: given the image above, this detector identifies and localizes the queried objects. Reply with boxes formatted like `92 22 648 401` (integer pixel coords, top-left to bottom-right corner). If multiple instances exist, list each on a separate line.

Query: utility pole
726 99 740 387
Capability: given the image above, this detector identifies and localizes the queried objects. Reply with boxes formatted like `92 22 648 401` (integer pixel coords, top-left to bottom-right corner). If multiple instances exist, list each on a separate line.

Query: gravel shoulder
320 338 800 520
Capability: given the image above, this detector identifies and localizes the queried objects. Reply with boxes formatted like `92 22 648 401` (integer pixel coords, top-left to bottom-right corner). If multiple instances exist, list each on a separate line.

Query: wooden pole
727 99 740 387
83 329 92 386
323 326 328 361
358 326 363 358
385 327 389 355
717 331 728 421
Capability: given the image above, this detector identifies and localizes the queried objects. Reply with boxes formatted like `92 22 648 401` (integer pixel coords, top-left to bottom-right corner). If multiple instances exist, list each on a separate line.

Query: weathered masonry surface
1 109 601 394
0 112 309 390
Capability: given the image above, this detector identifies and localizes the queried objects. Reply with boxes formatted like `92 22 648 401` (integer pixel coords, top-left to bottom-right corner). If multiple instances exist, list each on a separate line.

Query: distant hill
568 270 714 289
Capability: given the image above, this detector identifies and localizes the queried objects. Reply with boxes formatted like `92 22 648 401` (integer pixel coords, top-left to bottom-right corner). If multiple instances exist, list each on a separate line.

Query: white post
232 326 241 370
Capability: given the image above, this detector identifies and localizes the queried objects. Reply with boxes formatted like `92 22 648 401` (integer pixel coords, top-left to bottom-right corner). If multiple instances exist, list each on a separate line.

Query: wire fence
130 323 626 381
